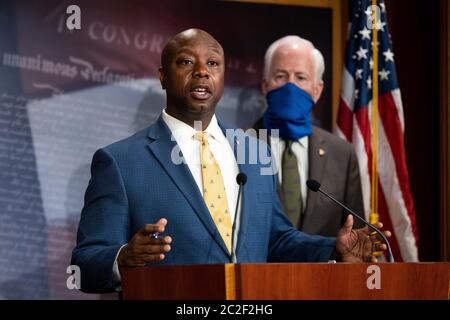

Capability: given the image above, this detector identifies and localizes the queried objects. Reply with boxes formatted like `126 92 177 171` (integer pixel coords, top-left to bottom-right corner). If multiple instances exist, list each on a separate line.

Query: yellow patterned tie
194 131 232 253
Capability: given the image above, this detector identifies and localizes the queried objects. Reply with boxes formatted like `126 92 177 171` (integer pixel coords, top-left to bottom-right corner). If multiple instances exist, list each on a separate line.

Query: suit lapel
146 117 230 256
305 127 327 218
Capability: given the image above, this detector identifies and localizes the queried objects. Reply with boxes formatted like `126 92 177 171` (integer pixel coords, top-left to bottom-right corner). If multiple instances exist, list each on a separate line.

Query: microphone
306 179 394 262
231 172 247 263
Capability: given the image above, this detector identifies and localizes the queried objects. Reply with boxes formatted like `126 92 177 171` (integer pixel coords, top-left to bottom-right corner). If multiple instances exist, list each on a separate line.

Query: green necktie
281 140 302 227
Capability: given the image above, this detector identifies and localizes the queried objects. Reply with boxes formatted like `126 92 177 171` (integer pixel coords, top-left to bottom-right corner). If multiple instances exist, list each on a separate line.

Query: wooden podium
121 263 450 300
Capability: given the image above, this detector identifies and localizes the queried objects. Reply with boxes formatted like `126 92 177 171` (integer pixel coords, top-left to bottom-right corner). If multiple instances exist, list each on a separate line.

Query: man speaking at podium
72 28 389 293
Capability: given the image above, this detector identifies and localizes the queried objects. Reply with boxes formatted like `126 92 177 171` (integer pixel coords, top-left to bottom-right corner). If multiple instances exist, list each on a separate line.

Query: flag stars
369 58 374 70
379 68 391 81
383 49 394 62
376 21 386 32
355 68 363 80
356 46 368 60
358 27 371 40
354 89 359 99
366 76 372 89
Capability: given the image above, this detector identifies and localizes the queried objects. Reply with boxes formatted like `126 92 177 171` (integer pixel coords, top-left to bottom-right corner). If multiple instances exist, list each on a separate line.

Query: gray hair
263 35 325 84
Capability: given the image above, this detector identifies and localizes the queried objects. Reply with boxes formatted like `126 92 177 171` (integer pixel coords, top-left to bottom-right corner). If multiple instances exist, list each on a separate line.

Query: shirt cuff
112 244 127 292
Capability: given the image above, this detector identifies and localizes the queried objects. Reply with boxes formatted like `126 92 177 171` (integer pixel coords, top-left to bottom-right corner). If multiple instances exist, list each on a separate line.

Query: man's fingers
119 244 169 266
369 230 391 242
142 253 166 263
118 252 146 267
135 235 172 246
140 223 165 236
375 221 383 229
374 222 392 237
156 218 168 227
137 243 171 255
139 218 168 236
128 254 165 266
369 230 384 241
345 214 354 227
150 235 172 245
370 233 380 242
339 215 353 236
374 243 387 251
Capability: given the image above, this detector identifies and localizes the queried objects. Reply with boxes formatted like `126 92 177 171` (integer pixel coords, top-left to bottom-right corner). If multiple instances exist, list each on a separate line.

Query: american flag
337 0 419 261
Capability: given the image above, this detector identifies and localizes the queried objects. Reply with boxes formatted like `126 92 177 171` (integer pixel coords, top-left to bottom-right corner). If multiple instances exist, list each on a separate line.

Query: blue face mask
263 82 314 141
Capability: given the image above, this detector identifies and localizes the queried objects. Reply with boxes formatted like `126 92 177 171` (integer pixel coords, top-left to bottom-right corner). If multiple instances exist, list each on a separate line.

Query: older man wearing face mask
254 35 365 237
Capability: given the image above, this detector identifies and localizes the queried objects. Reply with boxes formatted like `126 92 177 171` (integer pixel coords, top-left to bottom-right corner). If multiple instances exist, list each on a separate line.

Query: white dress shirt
270 135 309 207
113 110 241 288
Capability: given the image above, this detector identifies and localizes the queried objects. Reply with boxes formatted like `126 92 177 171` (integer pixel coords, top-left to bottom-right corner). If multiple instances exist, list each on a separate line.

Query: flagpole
371 0 379 226
338 0 419 261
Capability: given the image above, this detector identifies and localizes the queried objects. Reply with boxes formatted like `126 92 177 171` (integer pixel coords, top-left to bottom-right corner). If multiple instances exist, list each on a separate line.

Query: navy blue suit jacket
72 116 336 293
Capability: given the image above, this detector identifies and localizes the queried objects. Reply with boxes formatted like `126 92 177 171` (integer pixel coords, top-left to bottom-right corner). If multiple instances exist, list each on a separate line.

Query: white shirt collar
272 134 309 148
161 109 224 143
298 135 309 149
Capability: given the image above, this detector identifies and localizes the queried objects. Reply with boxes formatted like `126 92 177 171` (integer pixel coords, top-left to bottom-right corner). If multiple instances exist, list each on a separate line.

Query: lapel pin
319 148 325 156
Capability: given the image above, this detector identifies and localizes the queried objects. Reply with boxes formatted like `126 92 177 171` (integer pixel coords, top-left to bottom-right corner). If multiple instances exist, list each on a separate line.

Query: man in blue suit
72 28 390 293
